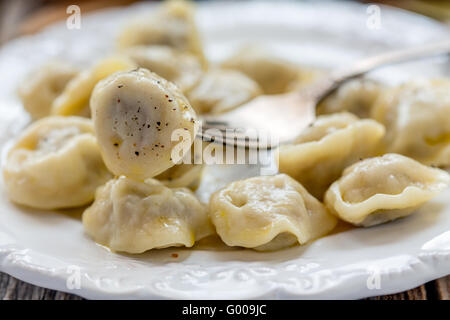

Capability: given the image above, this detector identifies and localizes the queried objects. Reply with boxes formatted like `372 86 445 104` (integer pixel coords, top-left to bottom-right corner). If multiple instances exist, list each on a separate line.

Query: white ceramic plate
0 1 449 300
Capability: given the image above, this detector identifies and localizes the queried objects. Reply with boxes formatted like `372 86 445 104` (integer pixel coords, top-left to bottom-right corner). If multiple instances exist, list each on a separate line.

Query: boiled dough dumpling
90 68 198 179
317 79 383 118
278 112 385 200
124 45 202 93
155 163 204 189
82 176 213 253
187 69 262 114
209 174 337 251
221 47 299 94
117 0 204 63
371 79 450 167
325 154 450 227
18 62 78 120
3 116 111 210
51 56 136 117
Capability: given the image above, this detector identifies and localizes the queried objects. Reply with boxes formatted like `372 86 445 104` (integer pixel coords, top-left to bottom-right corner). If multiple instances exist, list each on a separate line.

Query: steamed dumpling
221 47 299 94
51 56 136 117
155 163 203 189
117 0 204 62
124 45 203 92
325 154 450 227
209 174 337 251
187 69 262 114
18 62 78 120
317 79 383 118
278 113 385 200
3 116 111 209
90 68 198 179
82 176 213 253
371 79 450 167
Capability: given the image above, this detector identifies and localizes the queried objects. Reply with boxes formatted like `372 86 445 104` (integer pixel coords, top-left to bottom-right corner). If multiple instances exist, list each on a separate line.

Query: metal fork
199 39 450 149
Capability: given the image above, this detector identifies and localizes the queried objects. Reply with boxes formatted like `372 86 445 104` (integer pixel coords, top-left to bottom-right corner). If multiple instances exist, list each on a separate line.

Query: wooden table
1 271 449 300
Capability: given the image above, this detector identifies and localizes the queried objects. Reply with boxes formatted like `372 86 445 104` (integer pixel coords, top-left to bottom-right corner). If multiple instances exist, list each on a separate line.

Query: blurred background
0 0 449 45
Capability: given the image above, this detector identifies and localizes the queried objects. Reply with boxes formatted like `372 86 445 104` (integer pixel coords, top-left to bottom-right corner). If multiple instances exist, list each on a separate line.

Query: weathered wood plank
435 275 450 300
0 272 82 300
1 271 448 300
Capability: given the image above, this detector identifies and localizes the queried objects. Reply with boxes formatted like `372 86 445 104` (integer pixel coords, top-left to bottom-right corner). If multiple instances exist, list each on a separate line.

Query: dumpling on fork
90 68 198 180
209 174 337 251
2 116 111 210
325 153 450 227
82 176 214 253
277 112 385 200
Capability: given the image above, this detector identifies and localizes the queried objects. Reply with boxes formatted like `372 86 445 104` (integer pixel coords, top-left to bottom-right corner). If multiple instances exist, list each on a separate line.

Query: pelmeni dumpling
3 116 111 210
82 176 213 253
51 56 136 117
187 69 262 114
278 112 385 200
155 164 204 189
209 174 337 251
317 79 383 118
90 68 198 179
124 45 203 92
371 79 450 167
325 154 450 227
117 0 204 63
221 47 299 94
18 62 78 120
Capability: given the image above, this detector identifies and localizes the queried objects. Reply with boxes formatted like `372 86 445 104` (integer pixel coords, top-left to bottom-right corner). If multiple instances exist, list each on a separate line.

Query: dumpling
325 154 450 227
51 56 136 117
317 79 383 118
209 174 337 251
277 112 385 200
2 116 111 210
286 67 324 91
82 176 213 253
90 68 198 180
124 45 203 93
117 0 204 63
371 79 450 167
186 69 262 114
18 62 78 120
221 47 299 94
155 164 203 189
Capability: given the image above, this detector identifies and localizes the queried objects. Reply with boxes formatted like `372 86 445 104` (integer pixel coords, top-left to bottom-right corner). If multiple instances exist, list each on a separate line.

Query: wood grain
0 271 448 300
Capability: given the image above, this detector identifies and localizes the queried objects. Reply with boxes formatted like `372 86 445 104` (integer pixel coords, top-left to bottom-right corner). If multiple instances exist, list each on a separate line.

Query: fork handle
316 39 450 101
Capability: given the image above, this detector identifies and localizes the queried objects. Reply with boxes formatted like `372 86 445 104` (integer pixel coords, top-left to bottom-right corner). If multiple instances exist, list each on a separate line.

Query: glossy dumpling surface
325 153 450 227
221 47 299 94
371 79 450 167
3 116 111 209
278 112 385 200
18 62 78 120
209 174 337 251
82 176 213 253
317 79 383 118
124 45 203 92
51 56 136 117
117 0 204 62
187 69 262 114
90 68 198 179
